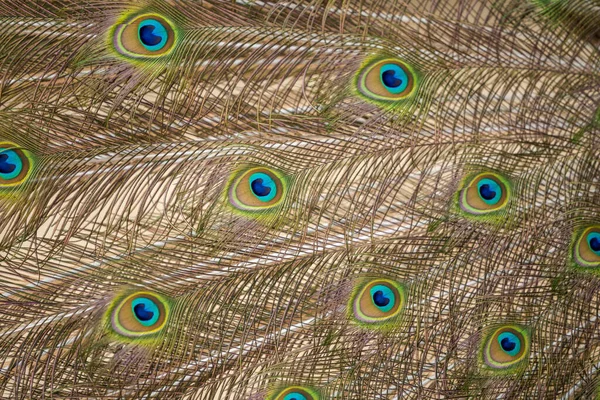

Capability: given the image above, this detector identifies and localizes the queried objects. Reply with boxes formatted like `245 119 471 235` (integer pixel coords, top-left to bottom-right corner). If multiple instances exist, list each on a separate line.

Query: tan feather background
0 0 599 398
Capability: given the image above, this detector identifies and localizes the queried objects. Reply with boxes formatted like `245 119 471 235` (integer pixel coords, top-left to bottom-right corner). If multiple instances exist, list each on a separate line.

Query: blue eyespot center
479 184 496 200
139 25 162 46
134 304 154 321
500 337 515 351
588 232 600 254
0 153 16 174
284 393 307 400
372 290 390 307
0 149 23 180
498 332 521 357
131 297 160 327
379 63 409 94
369 284 395 312
249 172 277 202
477 178 501 205
251 178 270 197
381 70 402 88
138 19 168 51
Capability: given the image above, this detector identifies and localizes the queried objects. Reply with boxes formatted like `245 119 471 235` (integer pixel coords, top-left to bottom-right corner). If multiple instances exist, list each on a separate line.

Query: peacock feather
0 0 599 398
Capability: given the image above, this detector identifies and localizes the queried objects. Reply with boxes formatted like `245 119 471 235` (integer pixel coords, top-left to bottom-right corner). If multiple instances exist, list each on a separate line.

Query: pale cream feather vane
0 0 599 399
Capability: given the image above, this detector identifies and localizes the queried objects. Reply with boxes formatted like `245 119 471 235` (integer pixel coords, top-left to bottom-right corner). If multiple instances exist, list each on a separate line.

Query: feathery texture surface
0 0 599 398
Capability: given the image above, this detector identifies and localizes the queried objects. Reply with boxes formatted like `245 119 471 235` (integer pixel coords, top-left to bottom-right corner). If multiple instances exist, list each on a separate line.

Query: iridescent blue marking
369 284 395 313
0 148 22 180
138 19 168 51
131 297 160 327
587 232 600 255
284 393 308 400
498 332 521 357
249 172 277 202
477 178 502 205
379 63 409 94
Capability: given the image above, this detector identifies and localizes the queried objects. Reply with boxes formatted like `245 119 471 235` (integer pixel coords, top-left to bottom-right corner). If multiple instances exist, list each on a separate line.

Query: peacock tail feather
0 0 599 398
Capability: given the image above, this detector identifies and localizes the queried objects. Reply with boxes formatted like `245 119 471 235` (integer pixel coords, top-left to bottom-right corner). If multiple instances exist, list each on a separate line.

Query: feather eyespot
459 172 510 215
109 292 169 339
350 278 405 325
482 325 530 371
356 58 417 102
573 226 600 268
228 167 286 212
0 142 33 188
268 386 321 400
113 14 176 58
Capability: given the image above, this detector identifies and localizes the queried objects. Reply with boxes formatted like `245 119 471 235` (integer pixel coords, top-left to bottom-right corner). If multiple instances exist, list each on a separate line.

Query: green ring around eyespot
229 167 287 212
574 226 600 268
353 279 405 323
459 172 511 215
483 325 530 369
111 291 171 338
111 12 179 60
356 57 420 102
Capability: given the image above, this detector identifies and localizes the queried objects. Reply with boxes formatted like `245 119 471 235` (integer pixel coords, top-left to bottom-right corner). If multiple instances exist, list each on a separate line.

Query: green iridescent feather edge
572 106 600 144
528 0 600 43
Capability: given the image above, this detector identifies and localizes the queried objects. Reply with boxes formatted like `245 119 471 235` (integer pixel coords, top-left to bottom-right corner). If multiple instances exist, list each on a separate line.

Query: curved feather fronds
0 0 599 399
